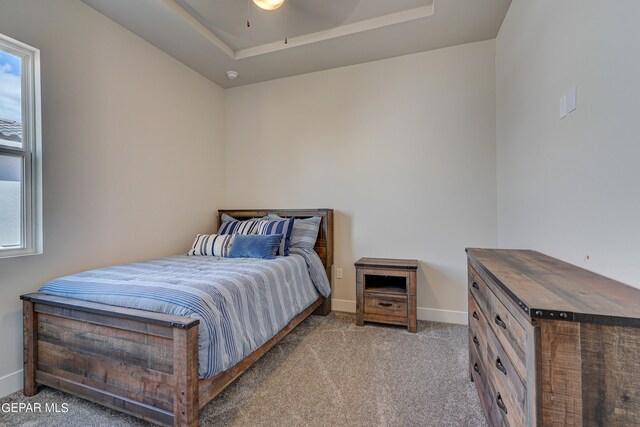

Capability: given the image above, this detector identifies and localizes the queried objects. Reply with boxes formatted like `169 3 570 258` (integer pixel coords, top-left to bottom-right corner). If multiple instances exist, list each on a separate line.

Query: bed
20 209 333 427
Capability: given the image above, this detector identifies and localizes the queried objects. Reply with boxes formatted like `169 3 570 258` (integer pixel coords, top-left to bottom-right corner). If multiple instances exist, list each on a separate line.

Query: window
0 34 41 258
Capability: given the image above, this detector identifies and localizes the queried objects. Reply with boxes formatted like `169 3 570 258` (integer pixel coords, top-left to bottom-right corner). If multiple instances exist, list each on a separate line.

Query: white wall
0 0 226 395
224 40 497 322
496 0 640 288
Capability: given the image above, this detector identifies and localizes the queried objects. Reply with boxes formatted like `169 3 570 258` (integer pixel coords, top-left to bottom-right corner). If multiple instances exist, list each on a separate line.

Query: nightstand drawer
364 293 407 317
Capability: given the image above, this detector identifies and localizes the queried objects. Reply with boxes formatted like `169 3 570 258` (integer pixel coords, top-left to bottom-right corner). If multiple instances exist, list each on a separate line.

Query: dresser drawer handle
472 311 479 320
473 363 481 375
378 302 392 307
495 357 507 376
472 335 480 348
496 393 508 414
472 281 479 289
494 315 506 329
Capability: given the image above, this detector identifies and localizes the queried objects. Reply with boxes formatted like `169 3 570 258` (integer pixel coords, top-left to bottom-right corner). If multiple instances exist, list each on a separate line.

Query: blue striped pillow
256 217 295 256
268 214 321 250
218 214 262 235
188 234 235 257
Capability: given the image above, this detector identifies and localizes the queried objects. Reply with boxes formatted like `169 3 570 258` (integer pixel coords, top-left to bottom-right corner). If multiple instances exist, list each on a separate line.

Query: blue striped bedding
39 249 330 378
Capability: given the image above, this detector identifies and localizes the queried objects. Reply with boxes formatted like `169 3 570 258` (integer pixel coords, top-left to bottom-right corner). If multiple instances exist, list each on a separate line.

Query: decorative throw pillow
257 217 295 256
228 234 282 259
268 214 321 250
217 213 263 235
188 234 235 257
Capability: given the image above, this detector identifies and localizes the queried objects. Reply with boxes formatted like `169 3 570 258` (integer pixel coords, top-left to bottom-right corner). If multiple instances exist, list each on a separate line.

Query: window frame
0 34 42 258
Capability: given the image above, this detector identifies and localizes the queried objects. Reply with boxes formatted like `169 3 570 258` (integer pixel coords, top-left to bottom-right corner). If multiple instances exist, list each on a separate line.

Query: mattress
39 250 329 378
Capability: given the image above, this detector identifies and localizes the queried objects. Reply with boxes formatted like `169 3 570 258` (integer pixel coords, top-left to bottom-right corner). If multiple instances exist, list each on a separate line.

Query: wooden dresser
466 249 640 427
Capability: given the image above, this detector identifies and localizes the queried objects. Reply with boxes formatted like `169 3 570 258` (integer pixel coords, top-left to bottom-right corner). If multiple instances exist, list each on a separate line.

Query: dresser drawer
364 293 407 317
469 293 527 426
469 328 508 427
469 293 526 383
469 265 527 370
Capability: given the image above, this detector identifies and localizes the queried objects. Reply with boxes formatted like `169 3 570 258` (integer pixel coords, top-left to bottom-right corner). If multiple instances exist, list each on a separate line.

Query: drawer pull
495 357 507 376
496 393 508 414
473 363 481 375
472 282 479 289
494 315 507 329
472 335 480 348
378 302 392 307
472 311 479 320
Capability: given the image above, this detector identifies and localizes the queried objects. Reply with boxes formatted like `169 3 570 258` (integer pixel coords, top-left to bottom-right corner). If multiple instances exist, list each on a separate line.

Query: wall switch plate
567 85 577 113
559 94 567 119
336 268 343 279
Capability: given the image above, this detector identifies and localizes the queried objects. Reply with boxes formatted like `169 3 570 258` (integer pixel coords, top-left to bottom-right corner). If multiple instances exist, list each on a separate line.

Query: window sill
0 248 43 260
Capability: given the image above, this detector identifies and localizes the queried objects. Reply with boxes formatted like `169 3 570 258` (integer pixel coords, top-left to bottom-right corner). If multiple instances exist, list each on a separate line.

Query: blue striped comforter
39 250 330 378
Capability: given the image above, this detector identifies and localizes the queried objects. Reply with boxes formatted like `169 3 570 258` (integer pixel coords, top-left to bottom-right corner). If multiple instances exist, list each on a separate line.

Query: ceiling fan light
252 0 285 11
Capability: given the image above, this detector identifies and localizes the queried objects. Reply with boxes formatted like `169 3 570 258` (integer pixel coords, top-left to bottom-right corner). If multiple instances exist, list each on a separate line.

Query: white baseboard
331 298 357 314
0 370 22 398
332 299 468 325
416 306 468 325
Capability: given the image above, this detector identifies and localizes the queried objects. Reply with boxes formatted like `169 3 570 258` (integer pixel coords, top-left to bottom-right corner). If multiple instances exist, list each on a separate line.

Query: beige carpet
0 312 486 426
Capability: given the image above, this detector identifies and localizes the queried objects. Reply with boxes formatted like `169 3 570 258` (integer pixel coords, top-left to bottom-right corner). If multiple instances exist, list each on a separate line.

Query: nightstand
355 257 418 332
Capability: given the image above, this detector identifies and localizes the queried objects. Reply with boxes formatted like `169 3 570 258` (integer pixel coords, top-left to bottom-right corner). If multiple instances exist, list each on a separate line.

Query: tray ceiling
81 0 511 88
178 0 431 51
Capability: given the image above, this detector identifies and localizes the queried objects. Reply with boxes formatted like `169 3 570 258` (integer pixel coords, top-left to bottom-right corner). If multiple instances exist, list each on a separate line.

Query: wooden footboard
21 293 200 426
21 293 324 427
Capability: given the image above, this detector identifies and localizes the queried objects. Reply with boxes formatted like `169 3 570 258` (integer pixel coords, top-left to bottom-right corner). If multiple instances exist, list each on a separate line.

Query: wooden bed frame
21 209 333 427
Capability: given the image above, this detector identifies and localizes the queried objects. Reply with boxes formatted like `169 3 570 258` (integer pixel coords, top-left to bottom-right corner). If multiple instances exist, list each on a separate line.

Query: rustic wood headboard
217 209 334 314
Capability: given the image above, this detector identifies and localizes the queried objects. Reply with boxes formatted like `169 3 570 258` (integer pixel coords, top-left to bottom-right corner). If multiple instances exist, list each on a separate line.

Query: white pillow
188 234 235 257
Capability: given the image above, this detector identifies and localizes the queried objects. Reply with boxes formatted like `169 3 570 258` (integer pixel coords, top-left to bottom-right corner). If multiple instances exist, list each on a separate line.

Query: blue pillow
228 234 283 259
256 217 295 256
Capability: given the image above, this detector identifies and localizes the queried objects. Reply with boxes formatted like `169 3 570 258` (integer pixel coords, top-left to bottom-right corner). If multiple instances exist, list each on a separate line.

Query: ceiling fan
252 0 285 11
248 0 288 43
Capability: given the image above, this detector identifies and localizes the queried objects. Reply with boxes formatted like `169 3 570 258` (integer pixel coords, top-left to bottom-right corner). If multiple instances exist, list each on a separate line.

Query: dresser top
355 257 418 270
467 248 640 326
